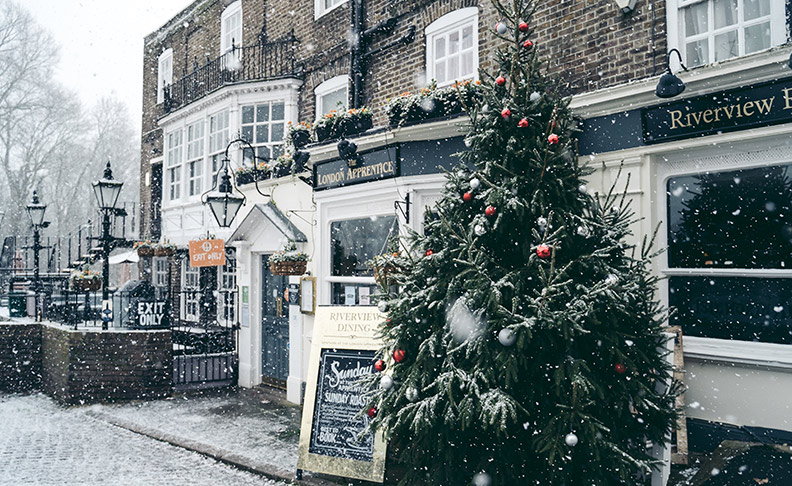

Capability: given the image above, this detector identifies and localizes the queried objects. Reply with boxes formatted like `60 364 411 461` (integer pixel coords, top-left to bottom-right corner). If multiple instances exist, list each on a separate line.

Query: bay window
166 129 183 201
240 101 285 164
186 121 205 197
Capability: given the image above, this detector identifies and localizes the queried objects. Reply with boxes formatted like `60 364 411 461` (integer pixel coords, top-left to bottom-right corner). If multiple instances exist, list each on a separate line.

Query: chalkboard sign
309 349 376 461
297 306 387 483
133 301 170 329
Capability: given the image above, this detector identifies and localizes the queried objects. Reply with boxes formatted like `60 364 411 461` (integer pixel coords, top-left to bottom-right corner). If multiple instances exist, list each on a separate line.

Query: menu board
309 349 376 461
297 306 387 483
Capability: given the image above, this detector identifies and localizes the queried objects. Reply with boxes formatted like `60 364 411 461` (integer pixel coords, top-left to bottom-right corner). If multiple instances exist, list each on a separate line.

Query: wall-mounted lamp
655 49 688 98
613 0 637 14
337 138 359 167
203 157 246 228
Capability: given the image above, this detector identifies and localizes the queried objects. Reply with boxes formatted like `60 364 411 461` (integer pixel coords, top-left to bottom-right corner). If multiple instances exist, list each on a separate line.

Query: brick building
139 0 792 458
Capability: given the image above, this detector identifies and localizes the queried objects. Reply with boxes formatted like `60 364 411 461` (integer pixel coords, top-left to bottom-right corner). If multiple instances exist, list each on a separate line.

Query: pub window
181 263 200 322
329 215 395 305
425 8 478 87
666 163 792 344
669 0 785 67
240 101 285 164
217 249 237 326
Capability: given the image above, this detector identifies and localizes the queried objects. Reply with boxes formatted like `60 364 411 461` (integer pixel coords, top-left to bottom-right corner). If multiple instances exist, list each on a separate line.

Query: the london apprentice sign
642 77 792 144
314 147 398 190
297 306 387 483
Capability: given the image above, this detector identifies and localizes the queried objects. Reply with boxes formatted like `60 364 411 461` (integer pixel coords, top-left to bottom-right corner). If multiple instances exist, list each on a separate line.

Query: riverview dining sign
642 77 792 144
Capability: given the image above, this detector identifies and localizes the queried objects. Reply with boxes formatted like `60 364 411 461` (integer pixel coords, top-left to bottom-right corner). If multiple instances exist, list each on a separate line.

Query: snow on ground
0 393 288 486
87 387 301 474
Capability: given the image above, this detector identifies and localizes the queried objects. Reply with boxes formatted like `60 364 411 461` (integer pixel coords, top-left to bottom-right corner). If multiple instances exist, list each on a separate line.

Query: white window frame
314 0 347 20
166 129 184 201
221 1 243 54
157 48 173 104
656 143 792 365
153 257 169 288
314 75 348 119
181 263 200 322
209 109 230 187
186 120 205 197
240 101 287 163
667 0 786 68
217 249 237 326
425 7 479 87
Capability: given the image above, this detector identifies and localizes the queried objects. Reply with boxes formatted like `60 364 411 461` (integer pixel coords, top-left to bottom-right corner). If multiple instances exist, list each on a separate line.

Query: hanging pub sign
314 146 399 190
132 301 170 329
643 77 792 144
188 238 226 267
297 306 387 483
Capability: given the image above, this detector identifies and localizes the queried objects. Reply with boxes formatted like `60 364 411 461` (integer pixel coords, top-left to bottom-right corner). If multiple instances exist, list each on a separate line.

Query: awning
227 202 308 244
108 249 139 265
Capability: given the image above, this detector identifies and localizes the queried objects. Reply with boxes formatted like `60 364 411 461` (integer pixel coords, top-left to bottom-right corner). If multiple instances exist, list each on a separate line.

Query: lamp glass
207 192 244 228
93 178 123 209
26 204 46 226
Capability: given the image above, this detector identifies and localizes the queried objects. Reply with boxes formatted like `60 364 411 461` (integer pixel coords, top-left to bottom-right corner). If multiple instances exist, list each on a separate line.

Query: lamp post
26 191 47 320
92 161 123 330
202 139 249 228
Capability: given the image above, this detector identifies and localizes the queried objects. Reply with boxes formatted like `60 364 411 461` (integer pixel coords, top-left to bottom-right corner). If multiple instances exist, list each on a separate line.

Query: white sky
23 0 190 132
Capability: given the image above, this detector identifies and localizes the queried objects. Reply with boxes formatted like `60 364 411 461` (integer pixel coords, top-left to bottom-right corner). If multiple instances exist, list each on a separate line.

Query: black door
261 255 289 388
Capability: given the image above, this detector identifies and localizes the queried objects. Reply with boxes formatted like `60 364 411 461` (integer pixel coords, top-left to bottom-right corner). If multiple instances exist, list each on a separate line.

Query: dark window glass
331 216 395 277
669 276 792 345
667 164 792 269
331 283 379 306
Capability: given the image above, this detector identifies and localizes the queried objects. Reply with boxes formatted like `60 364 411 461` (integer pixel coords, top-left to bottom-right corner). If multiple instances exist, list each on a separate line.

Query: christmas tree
365 0 680 484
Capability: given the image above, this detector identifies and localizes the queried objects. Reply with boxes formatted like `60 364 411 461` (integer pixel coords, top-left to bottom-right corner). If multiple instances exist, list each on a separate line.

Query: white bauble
378 301 389 313
405 387 419 402
578 184 588 194
380 375 394 390
474 224 486 236
529 91 541 102
498 328 516 346
537 217 547 228
495 22 508 34
565 432 579 447
469 178 481 190
576 225 589 237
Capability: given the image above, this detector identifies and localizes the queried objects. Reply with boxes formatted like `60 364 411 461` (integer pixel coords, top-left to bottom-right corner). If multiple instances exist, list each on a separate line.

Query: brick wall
41 325 172 405
0 323 42 392
139 0 669 229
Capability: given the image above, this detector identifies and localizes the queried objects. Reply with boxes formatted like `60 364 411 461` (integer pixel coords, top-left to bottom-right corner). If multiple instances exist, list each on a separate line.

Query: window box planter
387 80 482 127
314 107 373 142
269 259 308 276
71 276 102 292
289 126 312 148
136 246 155 257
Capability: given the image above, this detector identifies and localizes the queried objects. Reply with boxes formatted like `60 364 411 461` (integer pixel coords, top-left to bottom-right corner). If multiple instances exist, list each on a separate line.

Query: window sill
684 335 792 371
314 0 347 21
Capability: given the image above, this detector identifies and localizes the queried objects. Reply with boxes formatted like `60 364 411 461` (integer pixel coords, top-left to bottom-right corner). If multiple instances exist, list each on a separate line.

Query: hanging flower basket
71 276 102 292
136 246 155 257
269 259 308 276
153 246 175 257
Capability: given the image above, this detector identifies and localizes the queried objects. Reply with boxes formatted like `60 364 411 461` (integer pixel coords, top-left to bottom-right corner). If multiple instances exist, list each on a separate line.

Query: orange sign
188 239 226 267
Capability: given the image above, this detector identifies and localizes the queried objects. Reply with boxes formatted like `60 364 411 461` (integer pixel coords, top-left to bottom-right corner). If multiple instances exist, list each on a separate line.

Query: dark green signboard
642 77 792 144
313 147 398 190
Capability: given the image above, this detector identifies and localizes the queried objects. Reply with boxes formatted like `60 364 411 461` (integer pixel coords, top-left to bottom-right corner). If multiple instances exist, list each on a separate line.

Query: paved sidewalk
0 393 289 485
86 386 341 486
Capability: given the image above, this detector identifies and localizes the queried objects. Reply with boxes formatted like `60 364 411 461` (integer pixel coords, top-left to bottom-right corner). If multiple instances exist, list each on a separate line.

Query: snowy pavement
0 393 288 486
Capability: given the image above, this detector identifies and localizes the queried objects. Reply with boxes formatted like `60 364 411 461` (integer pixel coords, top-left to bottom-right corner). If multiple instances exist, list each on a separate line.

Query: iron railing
163 35 301 115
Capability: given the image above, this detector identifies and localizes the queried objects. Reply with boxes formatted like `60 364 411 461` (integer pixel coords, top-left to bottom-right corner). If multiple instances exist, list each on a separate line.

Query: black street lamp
92 161 123 330
202 138 249 228
26 191 47 320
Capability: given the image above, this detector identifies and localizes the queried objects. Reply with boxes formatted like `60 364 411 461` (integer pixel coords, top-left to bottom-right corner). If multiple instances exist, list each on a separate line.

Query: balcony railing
163 34 300 115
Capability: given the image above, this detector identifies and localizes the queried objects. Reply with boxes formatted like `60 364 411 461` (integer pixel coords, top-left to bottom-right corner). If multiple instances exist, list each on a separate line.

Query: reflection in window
667 163 792 344
331 216 395 276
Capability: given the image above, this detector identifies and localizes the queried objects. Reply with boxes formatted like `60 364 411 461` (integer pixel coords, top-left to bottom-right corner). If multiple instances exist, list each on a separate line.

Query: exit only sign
188 239 226 267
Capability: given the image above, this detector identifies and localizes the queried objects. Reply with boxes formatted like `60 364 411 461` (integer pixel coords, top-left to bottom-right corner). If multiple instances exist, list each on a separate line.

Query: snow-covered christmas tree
365 0 680 484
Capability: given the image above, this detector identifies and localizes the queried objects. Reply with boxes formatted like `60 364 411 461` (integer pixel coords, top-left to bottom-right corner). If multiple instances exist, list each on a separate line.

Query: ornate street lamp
203 156 246 228
26 191 47 320
92 161 123 329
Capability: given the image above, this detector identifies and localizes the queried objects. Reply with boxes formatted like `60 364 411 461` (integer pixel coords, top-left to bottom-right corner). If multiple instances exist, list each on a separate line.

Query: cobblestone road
0 393 288 485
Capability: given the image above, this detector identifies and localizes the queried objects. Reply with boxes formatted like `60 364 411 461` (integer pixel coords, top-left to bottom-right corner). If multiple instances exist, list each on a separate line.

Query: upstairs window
240 101 285 163
166 129 183 201
314 75 348 118
425 8 479 87
221 1 243 54
186 121 205 197
209 110 230 184
157 48 173 104
671 0 785 67
315 0 347 20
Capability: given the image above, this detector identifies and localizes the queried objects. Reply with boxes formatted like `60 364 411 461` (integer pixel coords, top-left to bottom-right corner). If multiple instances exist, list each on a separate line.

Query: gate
172 286 239 389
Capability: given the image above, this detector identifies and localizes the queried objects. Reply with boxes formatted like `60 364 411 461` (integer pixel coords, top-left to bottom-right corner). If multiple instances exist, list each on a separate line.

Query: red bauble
495 75 506 86
518 21 529 32
501 108 511 119
485 205 496 217
548 133 559 144
522 40 533 49
615 363 627 374
518 118 529 128
463 192 473 202
367 406 377 418
536 244 551 259
425 249 433 256
375 359 386 372
393 349 406 363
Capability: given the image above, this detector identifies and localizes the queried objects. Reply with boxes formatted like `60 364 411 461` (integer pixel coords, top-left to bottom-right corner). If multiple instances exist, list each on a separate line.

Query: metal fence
163 35 300 115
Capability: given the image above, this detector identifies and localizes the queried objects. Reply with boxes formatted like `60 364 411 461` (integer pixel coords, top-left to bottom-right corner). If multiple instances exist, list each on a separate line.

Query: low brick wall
38 324 172 405
0 322 42 392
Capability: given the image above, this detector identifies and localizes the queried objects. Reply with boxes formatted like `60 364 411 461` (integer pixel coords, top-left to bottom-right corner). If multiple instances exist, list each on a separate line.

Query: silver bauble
498 328 517 346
